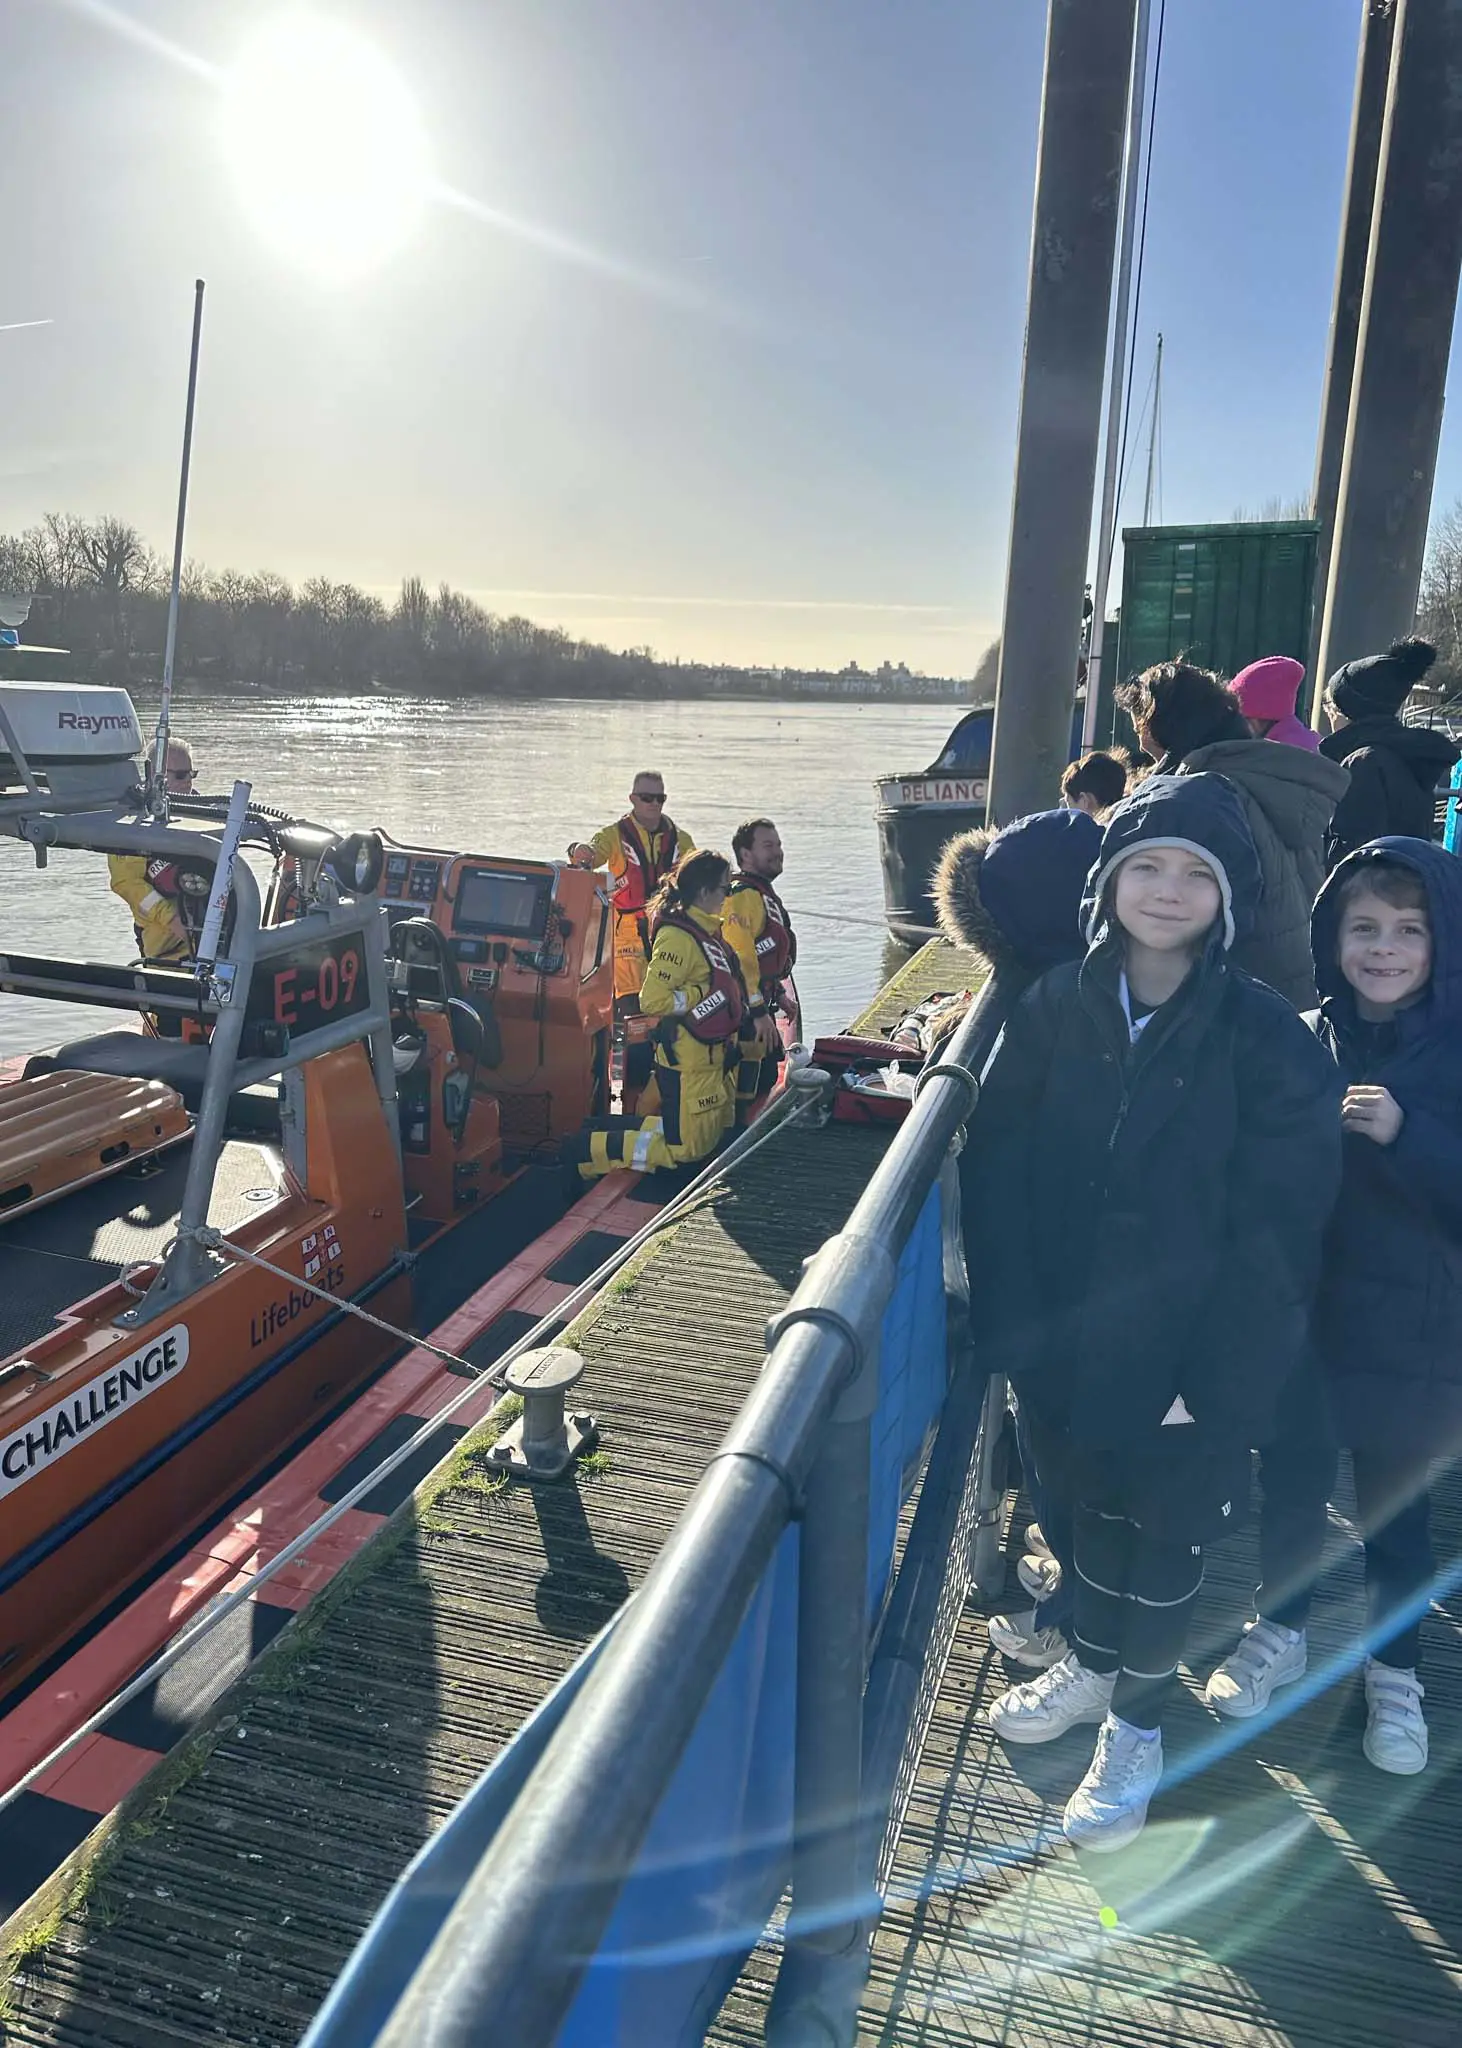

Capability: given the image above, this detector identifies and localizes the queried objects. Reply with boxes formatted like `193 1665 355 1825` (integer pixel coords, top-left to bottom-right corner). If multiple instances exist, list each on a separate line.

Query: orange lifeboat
0 683 615 1703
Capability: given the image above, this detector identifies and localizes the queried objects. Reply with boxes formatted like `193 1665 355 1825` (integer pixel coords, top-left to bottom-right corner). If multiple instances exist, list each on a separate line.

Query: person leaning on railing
934 802 1102 1668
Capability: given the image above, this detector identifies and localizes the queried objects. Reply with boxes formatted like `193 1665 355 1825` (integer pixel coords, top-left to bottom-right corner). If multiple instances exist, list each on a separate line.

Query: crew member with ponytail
565 849 751 1181
723 816 799 1125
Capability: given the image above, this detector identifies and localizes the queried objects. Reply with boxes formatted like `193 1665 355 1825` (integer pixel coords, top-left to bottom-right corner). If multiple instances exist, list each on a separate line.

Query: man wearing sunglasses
570 774 696 1094
569 770 696 1105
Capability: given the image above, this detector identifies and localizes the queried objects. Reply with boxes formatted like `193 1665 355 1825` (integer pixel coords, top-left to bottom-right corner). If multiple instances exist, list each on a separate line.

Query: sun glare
221 16 430 276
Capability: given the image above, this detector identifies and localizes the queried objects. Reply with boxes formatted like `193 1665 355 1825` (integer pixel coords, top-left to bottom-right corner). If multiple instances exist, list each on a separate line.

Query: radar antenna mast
151 279 206 819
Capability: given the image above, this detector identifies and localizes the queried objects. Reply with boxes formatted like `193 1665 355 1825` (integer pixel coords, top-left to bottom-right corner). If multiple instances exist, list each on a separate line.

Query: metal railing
364 965 1019 2048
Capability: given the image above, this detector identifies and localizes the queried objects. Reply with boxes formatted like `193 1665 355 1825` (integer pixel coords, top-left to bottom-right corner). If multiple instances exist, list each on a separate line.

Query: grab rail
362 965 1018 2048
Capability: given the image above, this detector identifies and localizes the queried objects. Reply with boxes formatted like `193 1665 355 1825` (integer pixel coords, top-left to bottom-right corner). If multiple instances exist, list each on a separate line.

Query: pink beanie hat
1230 655 1305 722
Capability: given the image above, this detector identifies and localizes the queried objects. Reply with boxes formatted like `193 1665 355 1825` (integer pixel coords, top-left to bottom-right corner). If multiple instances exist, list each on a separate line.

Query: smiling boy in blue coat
963 775 1341 1851
1207 838 1462 1774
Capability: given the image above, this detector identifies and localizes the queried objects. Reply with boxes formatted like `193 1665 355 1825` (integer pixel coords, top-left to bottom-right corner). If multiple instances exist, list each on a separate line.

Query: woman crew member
566 849 752 1181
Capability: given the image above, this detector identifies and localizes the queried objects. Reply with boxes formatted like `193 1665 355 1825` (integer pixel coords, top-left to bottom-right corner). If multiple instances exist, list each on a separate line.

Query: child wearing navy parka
1207 838 1462 1774
962 775 1342 1851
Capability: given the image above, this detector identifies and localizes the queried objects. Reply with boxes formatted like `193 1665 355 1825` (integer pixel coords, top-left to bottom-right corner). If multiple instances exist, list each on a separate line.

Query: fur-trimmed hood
934 807 1100 970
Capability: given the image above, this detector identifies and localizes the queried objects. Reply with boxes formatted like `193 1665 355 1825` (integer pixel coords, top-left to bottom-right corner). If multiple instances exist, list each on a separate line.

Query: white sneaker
1063 1715 1163 1853
1363 1662 1428 1775
1204 1619 1307 1720
1024 1522 1054 1561
989 1654 1114 1745
1017 1552 1063 1601
988 1608 1069 1668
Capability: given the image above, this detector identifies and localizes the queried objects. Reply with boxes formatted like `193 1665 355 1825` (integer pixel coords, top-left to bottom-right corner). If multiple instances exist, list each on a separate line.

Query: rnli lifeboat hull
0 1046 410 1705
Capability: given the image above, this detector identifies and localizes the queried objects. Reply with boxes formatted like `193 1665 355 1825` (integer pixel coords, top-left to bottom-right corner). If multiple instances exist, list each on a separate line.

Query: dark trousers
1351 1450 1434 1671
1255 1391 1334 1636
1014 1396 1073 1633
1255 1389 1434 1670
1072 1505 1204 1732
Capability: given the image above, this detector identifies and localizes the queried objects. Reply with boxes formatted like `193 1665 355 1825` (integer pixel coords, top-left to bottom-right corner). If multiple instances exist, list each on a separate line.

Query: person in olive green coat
1116 662 1350 1009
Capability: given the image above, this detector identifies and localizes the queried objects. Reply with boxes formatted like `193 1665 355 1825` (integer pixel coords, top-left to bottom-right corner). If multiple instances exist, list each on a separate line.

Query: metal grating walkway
852 1455 1462 2048
715 1457 1462 2048
0 1122 891 2048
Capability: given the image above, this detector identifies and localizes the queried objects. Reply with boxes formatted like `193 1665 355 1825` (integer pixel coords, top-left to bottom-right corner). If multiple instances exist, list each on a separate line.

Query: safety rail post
764 1233 892 2046
969 1372 1012 1597
767 971 1013 2045
365 980 998 2048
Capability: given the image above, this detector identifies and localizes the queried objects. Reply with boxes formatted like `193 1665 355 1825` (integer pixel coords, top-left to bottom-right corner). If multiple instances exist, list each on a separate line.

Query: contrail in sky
0 319 53 334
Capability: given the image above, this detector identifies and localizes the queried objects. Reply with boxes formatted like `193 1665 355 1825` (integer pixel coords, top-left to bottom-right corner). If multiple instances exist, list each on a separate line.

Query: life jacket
613 815 686 915
655 911 747 1044
732 871 797 988
143 856 214 949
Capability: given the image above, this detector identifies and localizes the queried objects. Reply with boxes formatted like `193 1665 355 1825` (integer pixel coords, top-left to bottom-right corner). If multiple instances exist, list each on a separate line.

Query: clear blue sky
5 0 1457 672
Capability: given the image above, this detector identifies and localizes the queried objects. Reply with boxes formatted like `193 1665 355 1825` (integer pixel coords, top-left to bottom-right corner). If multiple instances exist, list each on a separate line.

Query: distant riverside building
702 664 961 700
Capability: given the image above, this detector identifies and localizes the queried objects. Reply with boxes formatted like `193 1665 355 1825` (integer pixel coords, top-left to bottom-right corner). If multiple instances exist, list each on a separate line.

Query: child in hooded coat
961 775 1341 1851
1206 837 1462 1776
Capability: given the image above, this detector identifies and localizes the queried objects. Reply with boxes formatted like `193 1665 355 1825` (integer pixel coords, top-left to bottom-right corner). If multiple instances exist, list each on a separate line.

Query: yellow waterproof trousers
570 1043 734 1180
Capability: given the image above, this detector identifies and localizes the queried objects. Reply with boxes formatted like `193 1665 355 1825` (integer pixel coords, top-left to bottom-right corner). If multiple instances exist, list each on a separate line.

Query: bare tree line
1417 499 1462 710
0 512 713 698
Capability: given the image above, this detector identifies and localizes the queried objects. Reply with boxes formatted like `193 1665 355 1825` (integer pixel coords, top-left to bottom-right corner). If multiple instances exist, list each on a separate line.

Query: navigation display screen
453 867 552 939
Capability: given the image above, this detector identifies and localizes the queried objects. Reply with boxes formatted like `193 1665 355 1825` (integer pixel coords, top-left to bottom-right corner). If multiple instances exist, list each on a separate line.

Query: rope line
182 1229 486 1377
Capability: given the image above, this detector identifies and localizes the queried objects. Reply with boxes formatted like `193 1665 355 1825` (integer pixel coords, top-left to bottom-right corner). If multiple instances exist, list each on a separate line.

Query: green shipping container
1097 519 1320 745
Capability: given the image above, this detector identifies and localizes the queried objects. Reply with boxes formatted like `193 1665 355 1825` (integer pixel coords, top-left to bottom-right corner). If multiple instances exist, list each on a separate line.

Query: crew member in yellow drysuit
568 770 695 999
569 771 694 1100
107 740 198 963
566 849 750 1181
722 816 800 1125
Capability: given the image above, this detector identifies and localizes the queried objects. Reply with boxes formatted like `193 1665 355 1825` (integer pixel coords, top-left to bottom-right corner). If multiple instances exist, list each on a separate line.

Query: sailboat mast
1143 331 1163 526
1080 0 1153 749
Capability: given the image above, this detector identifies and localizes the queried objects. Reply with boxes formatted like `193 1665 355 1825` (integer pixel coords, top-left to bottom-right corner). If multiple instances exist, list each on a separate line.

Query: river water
0 693 959 1059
